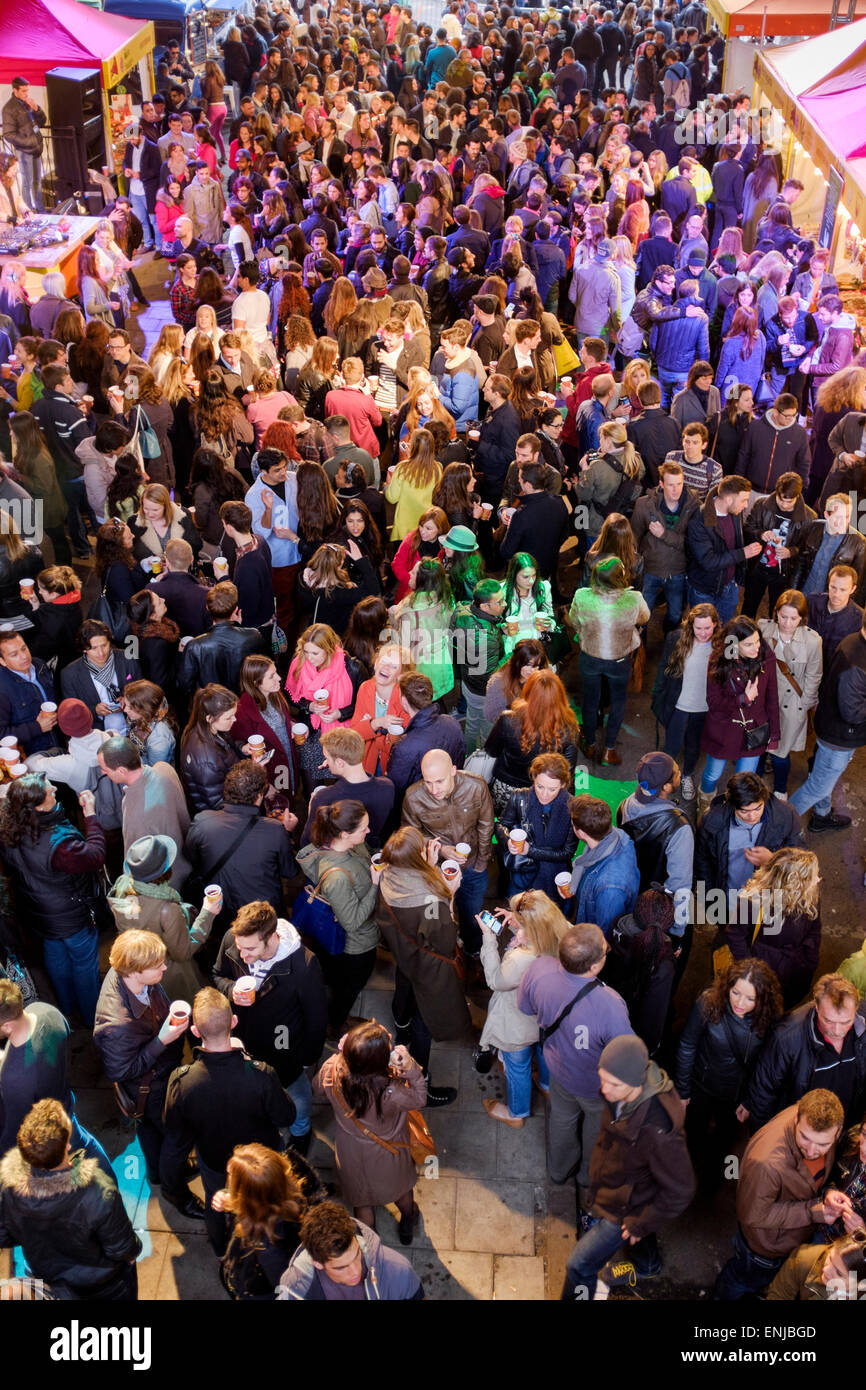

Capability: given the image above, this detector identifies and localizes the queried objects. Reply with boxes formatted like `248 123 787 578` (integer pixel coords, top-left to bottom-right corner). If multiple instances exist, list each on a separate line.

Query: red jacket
325 387 383 457
563 363 610 445
701 651 781 762
349 677 408 773
391 531 445 602
230 690 299 792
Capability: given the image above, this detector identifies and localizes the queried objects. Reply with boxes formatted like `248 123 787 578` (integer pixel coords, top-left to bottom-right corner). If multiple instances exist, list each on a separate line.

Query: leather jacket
178 620 264 695
401 771 494 871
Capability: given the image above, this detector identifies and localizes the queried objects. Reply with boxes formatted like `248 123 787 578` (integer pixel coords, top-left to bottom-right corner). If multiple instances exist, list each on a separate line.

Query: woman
386 428 443 540
179 684 242 813
651 604 721 803
390 559 455 701
189 446 246 558
508 366 546 434
294 337 340 421
574 420 645 542
390 506 448 602
823 1121 866 1242
229 120 256 170
295 462 342 565
111 365 175 491
60 618 141 731
346 109 381 155
0 150 30 225
8 336 41 412
496 752 578 899
809 367 866 505
7 411 68 563
323 277 358 343
675 957 782 1188
349 644 412 775
484 637 549 730
0 773 104 1025
478 888 569 1127
341 596 391 680
286 624 362 791
108 834 216 1003
120 678 176 767
69 318 111 413
93 219 134 318
184 307 223 361
440 524 484 602
202 59 228 161
148 323 184 386
501 552 557 659
768 1230 866 1301
22 565 82 672
296 802 379 1033
195 269 236 332
246 369 297 448
733 847 822 1010
331 498 384 577
610 234 637 320
742 153 779 253
699 616 780 807
130 484 202 567
223 202 255 286
223 25 251 94
569 557 650 764
78 244 120 327
232 654 299 798
485 669 580 813
758 590 822 798
671 361 722 428
432 462 476 531
715 308 766 407
585 514 644 590
155 177 186 247
376 825 470 1102
127 588 180 697
719 280 757 341
94 517 147 615
398 380 453 448
297 542 380 633
105 454 147 524
314 1021 426 1241
391 301 432 386
216 1145 323 1300
708 382 754 476
281 317 315 387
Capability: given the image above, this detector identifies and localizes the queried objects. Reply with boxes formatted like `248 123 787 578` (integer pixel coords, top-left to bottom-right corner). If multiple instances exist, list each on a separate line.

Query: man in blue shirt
0 630 58 753
244 448 299 639
424 30 455 85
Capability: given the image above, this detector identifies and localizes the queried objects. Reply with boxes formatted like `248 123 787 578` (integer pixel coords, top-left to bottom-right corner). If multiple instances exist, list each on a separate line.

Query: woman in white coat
758 588 822 800
476 890 570 1130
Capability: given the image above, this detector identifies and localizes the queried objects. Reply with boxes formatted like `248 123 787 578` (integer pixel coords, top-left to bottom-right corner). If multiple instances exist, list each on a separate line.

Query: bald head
421 749 456 800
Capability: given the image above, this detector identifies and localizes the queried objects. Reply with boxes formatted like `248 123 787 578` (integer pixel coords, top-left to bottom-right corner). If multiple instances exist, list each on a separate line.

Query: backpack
616 313 645 357
605 456 643 518
662 65 691 110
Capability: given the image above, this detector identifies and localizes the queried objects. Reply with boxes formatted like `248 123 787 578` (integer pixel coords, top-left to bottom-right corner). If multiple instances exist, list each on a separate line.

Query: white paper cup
468 428 480 440
388 722 404 736
0 748 20 765
41 702 57 715
248 734 265 761
507 829 527 853
480 502 493 518
9 764 27 778
0 736 18 747
213 557 229 578
150 557 163 576
561 375 573 387
314 688 328 702
168 1000 191 1026
502 507 516 522
555 872 573 899
441 859 460 881
291 722 308 745
19 578 35 596
236 975 257 1005
371 852 384 876
454 842 470 863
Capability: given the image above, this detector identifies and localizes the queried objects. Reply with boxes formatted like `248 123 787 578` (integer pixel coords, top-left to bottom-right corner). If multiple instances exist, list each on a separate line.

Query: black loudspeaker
45 66 106 201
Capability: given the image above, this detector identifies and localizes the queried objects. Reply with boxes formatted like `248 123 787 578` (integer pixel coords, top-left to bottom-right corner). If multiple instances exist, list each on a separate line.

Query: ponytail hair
310 798 368 848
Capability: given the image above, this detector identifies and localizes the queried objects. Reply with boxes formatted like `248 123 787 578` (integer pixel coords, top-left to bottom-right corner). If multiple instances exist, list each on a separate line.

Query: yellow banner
102 20 155 89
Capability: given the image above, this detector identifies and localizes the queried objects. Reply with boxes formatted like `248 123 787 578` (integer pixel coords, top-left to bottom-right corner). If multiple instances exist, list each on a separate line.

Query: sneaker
600 1259 638 1288
808 810 852 832
681 775 696 801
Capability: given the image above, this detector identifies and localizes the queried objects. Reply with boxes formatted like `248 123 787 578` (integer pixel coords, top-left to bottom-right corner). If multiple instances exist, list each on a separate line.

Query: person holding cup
496 753 580 898
500 552 557 659
286 623 362 794
0 629 60 754
107 835 219 1004
485 670 581 815
349 643 414 775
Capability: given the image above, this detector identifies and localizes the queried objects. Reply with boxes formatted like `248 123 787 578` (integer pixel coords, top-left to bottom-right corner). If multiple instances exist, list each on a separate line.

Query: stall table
0 215 101 299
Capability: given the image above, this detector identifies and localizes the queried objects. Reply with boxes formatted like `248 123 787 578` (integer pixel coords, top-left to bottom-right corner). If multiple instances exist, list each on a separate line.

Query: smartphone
478 909 503 936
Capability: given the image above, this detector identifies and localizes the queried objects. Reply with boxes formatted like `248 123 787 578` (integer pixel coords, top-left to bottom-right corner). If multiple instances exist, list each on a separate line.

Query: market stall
708 0 866 90
754 18 866 290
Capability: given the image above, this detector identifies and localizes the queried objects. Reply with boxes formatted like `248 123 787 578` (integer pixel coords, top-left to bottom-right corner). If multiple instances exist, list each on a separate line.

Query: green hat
441 525 478 553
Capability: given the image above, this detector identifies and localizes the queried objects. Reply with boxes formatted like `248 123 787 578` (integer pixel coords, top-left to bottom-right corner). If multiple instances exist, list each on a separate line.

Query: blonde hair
509 890 570 957
137 484 177 527
304 544 353 595
195 304 218 335
109 928 166 975
622 357 651 399
36 565 78 596
396 427 443 490
0 515 26 564
147 323 184 377
290 622 342 679
341 356 364 386
598 420 641 478
374 643 413 677
740 847 821 921
610 234 636 268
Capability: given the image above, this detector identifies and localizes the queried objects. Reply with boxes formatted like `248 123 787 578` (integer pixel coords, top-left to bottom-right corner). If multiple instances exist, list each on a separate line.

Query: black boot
423 1074 457 1107
289 1129 312 1157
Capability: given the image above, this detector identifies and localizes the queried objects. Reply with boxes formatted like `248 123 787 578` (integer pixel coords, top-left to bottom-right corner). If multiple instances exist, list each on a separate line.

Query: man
560 1033 695 1299
0 1099 140 1299
278 1200 423 1300
30 363 95 558
149 538 211 639
475 377 521 505
402 749 493 957
741 472 815 619
218 502 275 638
232 261 274 359
99 329 147 398
425 28 457 85
738 393 811 494
532 222 568 314
122 125 161 252
299 728 395 848
631 461 698 631
635 213 676 291
567 795 640 935
685 475 762 623
314 118 348 178
618 753 693 916
158 111 196 158
212 331 257 401
571 372 623 459
2 78 47 212
0 630 58 753
695 771 803 896
183 162 227 246
245 448 300 637
322 416 377 487
325 357 383 460
450 578 506 752
552 47 588 106
500 461 570 584
676 246 717 318
569 337 611 408
793 493 866 604
807 564 863 673
800 294 856 394
186 761 296 923
501 435 562 505
97 736 190 889
213 901 328 1155
572 239 621 348
663 421 721 502
652 279 709 409
790 610 866 831
660 156 698 234
157 40 194 92
715 1089 846 1299
161 988 295 1253
519 924 633 1190
468 294 505 367
384 673 465 798
710 143 745 248
626 381 683 488
497 319 544 384
178 581 264 695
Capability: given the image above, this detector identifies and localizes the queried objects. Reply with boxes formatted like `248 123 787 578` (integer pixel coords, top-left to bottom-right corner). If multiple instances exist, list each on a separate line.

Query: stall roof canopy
103 0 202 22
709 0 866 36
761 17 866 160
0 0 147 84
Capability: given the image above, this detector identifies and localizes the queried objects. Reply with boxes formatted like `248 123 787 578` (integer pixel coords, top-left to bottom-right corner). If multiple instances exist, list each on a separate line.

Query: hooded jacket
737 412 811 492
277 1218 423 1300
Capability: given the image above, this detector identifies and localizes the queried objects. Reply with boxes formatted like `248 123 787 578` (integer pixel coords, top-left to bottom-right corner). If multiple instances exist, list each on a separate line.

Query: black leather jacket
178 621 265 695
179 725 242 813
485 708 580 789
675 992 765 1104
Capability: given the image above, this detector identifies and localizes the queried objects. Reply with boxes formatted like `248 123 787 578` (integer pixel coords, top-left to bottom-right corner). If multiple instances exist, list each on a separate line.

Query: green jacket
451 601 504 696
839 944 866 998
295 843 379 956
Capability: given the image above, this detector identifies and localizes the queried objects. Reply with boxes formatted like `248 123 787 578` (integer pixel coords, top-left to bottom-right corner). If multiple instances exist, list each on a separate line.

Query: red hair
260 419 301 460
515 669 579 754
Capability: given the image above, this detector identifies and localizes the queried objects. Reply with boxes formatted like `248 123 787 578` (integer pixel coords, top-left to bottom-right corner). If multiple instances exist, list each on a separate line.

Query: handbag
135 405 161 460
292 866 350 955
553 336 581 377
112 1071 153 1121
628 641 646 693
271 621 288 655
713 910 763 977
90 584 130 644
464 748 495 781
744 720 770 750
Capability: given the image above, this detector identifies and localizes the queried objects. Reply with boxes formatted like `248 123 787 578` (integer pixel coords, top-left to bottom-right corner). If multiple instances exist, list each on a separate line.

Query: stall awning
709 0 866 37
0 0 153 86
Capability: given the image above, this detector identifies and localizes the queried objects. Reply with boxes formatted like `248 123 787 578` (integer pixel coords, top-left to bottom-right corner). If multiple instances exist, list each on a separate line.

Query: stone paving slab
454 1178 536 1256
493 1255 547 1301
412 1248 494 1301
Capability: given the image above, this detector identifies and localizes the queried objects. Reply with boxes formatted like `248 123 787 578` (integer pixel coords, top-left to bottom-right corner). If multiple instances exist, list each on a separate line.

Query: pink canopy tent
0 0 148 85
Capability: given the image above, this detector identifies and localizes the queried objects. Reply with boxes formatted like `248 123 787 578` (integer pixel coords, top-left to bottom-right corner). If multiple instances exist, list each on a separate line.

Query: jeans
663 708 706 777
461 681 489 754
642 571 686 627
715 1225 784 1300
42 925 100 1026
60 475 91 555
687 579 739 624
455 864 487 954
285 1070 313 1138
547 1074 606 1185
561 1217 661 1300
18 151 44 212
700 754 760 795
502 1044 549 1119
658 369 689 410
771 753 790 794
790 739 855 817
128 191 155 248
578 650 631 748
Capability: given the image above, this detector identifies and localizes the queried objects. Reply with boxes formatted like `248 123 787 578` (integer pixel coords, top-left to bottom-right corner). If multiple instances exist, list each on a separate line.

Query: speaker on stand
45 67 106 205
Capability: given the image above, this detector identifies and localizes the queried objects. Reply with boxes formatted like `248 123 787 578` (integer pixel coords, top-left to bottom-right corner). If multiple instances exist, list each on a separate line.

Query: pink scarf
286 646 354 731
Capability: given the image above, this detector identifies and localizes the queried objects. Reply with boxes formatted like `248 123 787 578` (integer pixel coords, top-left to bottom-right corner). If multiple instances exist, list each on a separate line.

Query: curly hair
513 669 579 755
701 957 783 1037
740 846 821 921
0 773 50 848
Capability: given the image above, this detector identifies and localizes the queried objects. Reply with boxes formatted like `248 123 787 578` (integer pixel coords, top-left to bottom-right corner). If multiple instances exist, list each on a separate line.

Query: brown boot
601 747 621 766
697 789 713 818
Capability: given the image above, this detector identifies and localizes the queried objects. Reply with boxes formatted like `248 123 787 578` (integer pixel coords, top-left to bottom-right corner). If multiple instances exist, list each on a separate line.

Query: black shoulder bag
539 977 601 1046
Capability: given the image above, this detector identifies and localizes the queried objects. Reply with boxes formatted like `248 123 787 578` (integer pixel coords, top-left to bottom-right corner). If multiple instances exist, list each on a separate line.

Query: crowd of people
1 0 866 1307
